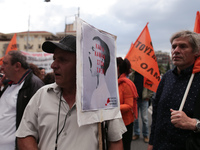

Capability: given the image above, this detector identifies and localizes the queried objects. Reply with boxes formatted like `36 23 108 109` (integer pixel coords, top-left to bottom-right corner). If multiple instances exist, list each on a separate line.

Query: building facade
0 23 77 58
0 31 57 57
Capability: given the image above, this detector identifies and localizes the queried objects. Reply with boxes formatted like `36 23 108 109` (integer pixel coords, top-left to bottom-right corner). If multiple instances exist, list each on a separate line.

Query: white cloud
0 0 199 56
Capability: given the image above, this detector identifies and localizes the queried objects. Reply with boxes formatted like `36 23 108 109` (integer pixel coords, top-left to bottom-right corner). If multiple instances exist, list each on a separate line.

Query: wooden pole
179 73 194 111
98 122 103 150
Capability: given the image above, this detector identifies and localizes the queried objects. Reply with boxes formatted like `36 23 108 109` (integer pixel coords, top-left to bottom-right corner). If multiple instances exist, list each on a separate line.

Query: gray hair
170 30 200 54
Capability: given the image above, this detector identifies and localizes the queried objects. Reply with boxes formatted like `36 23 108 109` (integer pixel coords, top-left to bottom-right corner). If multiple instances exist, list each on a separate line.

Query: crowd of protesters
0 30 200 150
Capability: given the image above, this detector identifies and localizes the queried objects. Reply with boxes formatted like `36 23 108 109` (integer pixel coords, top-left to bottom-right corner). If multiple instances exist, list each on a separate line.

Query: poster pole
98 122 103 150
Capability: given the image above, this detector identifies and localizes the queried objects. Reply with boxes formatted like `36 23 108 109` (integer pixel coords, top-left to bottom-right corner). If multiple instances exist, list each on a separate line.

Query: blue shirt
149 65 200 150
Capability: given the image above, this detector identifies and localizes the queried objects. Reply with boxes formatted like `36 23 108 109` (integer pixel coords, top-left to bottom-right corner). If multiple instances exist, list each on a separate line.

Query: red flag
194 11 200 33
125 23 160 92
0 33 17 65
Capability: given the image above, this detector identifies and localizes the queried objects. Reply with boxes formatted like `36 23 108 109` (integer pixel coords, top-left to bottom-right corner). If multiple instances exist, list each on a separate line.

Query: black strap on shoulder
101 121 108 150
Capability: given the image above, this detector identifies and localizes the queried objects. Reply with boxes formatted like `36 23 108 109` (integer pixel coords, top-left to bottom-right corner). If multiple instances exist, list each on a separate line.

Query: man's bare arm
17 136 38 150
147 144 153 150
108 139 123 150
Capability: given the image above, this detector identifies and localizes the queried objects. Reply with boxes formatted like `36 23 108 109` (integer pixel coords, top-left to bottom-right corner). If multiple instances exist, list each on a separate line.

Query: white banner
21 50 53 73
76 18 121 126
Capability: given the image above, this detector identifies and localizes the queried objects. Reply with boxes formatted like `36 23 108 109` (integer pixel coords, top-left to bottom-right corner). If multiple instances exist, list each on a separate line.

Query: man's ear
14 62 22 71
195 50 200 58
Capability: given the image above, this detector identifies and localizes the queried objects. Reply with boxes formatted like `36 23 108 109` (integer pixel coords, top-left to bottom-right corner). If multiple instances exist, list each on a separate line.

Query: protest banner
125 23 160 92
76 17 121 126
0 33 17 65
21 50 53 73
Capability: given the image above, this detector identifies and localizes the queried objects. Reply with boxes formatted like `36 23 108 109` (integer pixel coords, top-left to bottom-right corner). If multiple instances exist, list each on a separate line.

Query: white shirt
16 83 126 150
0 81 24 150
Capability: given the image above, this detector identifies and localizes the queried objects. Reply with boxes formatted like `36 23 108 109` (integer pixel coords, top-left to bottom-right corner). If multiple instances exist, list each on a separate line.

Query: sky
0 0 199 57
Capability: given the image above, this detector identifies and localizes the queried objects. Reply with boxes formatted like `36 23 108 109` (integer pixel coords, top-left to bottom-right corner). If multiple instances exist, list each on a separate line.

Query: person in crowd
130 71 153 143
39 67 46 79
148 30 200 150
16 35 126 150
29 63 43 80
117 57 138 150
0 51 44 149
43 72 55 85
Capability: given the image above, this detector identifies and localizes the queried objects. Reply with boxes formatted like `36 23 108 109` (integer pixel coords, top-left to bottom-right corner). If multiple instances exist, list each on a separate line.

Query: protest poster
76 18 121 126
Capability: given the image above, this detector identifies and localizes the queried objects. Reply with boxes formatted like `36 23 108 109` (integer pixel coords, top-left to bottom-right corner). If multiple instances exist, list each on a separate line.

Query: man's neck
12 69 29 83
62 88 76 109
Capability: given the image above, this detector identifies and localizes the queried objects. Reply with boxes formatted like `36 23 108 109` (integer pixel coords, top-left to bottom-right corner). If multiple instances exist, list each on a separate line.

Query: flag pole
98 122 103 150
179 73 195 111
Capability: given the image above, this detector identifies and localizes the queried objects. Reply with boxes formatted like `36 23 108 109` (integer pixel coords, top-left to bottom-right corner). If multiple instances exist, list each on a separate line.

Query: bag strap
101 121 108 150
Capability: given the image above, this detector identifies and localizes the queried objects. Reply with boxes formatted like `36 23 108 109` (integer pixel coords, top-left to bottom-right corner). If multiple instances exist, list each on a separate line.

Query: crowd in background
1 30 200 150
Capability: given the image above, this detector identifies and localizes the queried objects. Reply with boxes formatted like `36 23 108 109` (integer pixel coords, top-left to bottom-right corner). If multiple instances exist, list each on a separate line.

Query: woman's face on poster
88 39 105 77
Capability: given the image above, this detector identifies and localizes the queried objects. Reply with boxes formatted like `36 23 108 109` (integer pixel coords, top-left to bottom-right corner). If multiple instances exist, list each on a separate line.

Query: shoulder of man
128 70 136 82
25 72 44 88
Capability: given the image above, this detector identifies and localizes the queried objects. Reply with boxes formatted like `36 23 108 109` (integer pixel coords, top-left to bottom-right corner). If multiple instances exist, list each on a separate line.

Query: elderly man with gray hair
148 30 200 150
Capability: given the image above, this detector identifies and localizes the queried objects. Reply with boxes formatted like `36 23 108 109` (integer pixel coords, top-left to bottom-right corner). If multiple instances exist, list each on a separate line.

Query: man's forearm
108 140 123 150
147 144 153 150
17 136 38 150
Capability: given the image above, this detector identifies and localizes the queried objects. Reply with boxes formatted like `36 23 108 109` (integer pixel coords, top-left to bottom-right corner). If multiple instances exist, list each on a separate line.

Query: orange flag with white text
194 11 200 33
125 23 160 92
0 33 17 65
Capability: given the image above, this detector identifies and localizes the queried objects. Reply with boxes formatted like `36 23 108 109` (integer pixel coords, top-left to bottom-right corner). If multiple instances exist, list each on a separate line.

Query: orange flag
193 57 200 73
5 33 17 54
125 23 160 92
0 33 17 65
194 11 200 33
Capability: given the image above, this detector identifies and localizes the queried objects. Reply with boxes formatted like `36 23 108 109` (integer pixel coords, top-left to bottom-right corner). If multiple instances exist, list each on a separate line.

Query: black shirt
149 65 200 150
